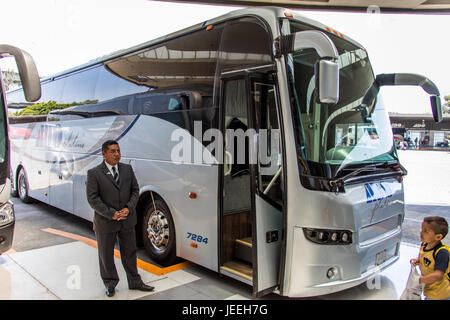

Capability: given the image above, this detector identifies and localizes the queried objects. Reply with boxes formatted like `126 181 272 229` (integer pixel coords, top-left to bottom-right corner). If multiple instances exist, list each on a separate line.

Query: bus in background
6 7 442 297
0 45 40 254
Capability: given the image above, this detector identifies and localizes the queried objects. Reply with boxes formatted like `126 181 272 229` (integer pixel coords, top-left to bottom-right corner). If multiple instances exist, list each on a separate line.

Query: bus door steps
234 237 252 264
220 260 253 286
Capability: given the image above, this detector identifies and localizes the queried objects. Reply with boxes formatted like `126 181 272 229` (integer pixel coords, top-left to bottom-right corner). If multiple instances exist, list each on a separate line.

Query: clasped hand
113 207 129 221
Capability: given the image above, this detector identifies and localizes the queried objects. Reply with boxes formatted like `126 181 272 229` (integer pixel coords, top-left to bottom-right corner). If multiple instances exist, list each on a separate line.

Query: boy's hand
419 270 444 284
410 258 419 266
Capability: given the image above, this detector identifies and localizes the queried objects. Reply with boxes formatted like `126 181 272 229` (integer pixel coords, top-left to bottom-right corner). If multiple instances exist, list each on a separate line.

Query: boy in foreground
411 216 450 300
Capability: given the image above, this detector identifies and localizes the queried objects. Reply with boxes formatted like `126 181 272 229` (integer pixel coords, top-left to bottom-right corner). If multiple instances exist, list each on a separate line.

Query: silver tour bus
0 44 41 254
6 7 442 297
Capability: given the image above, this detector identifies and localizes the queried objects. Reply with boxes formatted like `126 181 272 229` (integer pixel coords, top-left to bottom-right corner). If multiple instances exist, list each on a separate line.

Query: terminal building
389 113 450 148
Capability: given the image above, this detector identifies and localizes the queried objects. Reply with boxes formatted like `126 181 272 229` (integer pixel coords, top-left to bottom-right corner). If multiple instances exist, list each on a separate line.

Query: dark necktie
112 166 120 185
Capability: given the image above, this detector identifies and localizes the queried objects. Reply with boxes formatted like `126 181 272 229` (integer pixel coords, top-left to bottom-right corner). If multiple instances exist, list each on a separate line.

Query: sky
1 0 449 114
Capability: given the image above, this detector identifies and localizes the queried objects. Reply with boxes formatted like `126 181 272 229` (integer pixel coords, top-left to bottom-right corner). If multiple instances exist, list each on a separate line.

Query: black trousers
95 227 143 289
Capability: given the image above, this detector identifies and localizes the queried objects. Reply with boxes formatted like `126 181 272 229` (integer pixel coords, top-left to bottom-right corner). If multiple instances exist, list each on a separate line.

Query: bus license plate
376 250 387 266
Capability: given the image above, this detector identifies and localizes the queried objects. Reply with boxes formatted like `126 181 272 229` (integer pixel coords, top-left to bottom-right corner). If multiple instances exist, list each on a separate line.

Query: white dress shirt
104 161 119 180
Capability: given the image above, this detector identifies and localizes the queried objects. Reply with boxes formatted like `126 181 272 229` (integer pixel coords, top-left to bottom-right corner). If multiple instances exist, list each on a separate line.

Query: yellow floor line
41 227 192 276
3 248 16 255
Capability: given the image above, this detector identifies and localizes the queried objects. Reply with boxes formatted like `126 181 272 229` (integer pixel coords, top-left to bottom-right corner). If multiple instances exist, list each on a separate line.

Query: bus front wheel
17 168 33 203
142 199 177 266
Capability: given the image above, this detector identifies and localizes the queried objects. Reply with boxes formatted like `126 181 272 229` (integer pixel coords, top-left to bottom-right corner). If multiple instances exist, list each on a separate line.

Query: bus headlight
303 228 352 245
0 202 14 227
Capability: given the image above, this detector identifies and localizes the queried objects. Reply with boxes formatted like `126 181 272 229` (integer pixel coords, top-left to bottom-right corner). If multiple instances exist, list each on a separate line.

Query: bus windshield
285 19 397 179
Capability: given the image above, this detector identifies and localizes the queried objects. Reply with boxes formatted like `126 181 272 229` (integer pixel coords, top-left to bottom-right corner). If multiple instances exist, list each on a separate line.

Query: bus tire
142 199 177 266
17 168 33 203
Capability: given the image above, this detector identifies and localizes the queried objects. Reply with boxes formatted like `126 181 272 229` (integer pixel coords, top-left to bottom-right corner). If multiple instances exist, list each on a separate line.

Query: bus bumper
0 201 15 254
309 254 399 292
284 226 402 297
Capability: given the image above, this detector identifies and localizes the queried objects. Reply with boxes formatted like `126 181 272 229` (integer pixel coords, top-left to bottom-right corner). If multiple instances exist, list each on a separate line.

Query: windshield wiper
328 161 405 192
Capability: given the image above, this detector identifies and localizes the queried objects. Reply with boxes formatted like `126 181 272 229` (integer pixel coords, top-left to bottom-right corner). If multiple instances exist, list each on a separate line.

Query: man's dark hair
102 140 119 153
424 216 449 238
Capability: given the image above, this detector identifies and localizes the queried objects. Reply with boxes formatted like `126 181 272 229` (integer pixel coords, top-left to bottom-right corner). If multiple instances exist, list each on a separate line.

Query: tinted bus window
6 89 28 112
134 93 183 115
40 78 66 104
218 17 273 72
95 66 148 104
61 67 100 104
105 23 224 93
102 24 224 133
7 77 66 109
85 95 131 115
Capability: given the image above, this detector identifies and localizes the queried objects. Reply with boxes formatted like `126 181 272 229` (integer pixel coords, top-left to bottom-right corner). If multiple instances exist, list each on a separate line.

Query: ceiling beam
153 0 450 13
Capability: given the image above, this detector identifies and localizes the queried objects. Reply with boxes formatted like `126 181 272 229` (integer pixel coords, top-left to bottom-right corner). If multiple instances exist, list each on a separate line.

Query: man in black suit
86 140 154 297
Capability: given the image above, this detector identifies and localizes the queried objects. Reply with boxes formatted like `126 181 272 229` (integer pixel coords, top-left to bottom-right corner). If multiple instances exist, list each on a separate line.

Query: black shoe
105 287 115 297
129 283 154 292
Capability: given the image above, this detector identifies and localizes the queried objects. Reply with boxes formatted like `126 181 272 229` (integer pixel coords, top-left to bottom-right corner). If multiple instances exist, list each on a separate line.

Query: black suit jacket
86 161 139 233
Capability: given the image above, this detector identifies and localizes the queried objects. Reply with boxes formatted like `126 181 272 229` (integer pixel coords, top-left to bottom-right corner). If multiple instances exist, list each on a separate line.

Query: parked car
436 140 449 148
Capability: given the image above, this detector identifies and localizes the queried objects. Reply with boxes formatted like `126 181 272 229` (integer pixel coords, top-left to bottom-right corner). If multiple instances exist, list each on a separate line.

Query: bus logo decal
365 182 393 204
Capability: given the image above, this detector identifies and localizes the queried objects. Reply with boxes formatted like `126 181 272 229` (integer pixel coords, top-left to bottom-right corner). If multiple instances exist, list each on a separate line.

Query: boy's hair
102 140 119 153
424 216 448 238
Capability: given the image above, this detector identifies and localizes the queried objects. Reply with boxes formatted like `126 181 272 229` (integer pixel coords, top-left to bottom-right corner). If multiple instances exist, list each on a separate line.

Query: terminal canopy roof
158 0 450 13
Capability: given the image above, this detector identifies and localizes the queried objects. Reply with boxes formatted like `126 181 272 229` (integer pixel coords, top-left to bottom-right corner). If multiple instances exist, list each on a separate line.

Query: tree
1 70 21 91
442 94 450 114
14 100 98 116
444 95 450 114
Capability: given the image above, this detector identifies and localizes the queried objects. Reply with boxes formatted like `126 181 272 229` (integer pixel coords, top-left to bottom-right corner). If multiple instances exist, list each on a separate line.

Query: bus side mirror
430 95 442 123
0 44 41 102
315 59 339 104
275 30 340 104
376 73 442 123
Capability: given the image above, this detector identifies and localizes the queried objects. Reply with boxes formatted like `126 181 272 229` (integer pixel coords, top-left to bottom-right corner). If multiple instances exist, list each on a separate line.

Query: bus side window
61 67 99 104
217 17 272 72
94 66 148 107
40 78 66 105
134 93 177 115
168 98 181 111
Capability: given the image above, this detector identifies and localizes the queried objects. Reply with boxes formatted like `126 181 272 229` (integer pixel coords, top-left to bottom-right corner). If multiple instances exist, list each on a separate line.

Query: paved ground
398 150 450 245
399 149 450 206
403 204 450 245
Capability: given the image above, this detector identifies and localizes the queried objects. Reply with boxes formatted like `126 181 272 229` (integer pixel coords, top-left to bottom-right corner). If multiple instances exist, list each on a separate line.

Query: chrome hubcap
18 174 26 198
147 210 169 253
